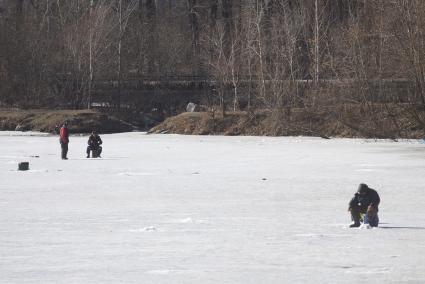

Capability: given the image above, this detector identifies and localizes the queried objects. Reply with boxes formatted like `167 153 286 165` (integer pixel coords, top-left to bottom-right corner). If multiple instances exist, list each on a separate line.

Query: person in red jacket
59 121 69 160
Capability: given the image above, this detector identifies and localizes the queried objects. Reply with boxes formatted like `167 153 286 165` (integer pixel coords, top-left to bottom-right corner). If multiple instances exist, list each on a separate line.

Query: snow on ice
1 131 425 283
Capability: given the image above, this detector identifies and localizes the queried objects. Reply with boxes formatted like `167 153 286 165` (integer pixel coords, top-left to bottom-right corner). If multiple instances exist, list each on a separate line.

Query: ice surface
1 131 425 283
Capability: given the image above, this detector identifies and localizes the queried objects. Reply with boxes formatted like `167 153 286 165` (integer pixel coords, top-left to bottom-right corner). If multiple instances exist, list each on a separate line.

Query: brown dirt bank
0 109 133 133
149 105 425 139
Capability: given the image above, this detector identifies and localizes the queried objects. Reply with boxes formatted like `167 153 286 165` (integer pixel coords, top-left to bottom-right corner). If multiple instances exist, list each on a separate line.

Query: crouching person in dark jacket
86 131 103 158
348 183 380 228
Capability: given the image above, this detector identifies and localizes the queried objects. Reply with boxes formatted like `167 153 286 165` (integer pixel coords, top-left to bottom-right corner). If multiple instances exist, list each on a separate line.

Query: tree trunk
117 0 123 109
88 0 94 109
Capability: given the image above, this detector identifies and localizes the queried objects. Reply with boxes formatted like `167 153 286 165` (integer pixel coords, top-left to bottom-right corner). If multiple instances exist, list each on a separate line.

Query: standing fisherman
59 121 69 160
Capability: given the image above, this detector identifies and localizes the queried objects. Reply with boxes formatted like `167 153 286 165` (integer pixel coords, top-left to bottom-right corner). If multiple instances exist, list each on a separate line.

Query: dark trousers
351 206 379 227
87 145 102 158
61 143 68 159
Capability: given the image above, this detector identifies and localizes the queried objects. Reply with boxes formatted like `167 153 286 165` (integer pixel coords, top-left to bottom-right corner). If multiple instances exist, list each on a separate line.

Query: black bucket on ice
18 162 29 171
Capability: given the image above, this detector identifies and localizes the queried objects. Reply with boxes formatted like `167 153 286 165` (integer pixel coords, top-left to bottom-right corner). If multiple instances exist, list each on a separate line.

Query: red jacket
59 126 69 144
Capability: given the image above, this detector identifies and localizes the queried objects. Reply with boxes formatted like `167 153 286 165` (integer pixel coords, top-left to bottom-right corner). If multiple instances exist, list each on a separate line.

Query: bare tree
87 0 116 109
113 0 138 108
269 1 304 108
202 22 230 116
252 0 267 104
393 0 425 107
229 26 242 111
138 0 157 76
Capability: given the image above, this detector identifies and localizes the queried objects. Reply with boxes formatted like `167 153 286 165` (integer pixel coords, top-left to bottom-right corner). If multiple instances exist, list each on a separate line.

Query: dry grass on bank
149 105 425 139
0 109 133 133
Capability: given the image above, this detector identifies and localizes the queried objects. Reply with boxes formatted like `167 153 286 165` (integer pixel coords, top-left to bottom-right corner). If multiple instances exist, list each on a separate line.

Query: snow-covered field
1 131 425 283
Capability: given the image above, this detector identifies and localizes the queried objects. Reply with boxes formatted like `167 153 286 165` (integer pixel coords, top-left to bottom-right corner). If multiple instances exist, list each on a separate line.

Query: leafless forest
1 0 425 128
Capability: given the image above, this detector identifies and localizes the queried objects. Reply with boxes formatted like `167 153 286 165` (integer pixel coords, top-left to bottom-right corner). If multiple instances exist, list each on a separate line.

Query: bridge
91 75 415 113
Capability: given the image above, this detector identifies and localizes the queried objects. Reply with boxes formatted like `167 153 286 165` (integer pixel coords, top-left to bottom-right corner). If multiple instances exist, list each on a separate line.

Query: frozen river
1 132 425 283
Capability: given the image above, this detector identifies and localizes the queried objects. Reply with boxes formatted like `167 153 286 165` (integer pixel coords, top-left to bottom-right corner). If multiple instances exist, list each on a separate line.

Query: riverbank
149 105 425 139
2 104 424 139
0 109 133 134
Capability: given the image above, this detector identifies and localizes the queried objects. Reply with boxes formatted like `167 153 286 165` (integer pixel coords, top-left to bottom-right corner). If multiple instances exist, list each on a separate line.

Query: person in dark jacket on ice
348 183 380 228
86 131 103 158
59 121 69 160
